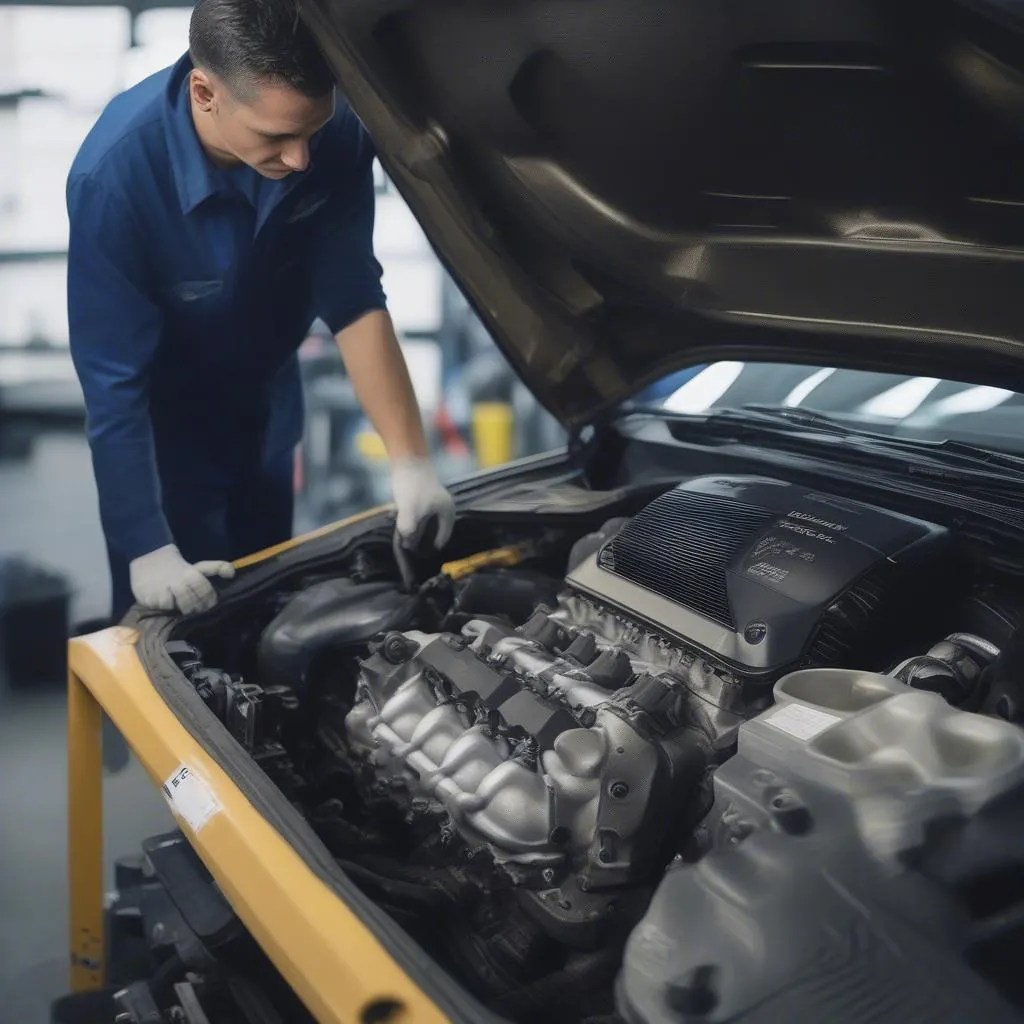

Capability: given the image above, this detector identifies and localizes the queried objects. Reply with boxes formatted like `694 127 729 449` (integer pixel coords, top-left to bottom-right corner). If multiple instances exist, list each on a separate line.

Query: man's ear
189 69 218 113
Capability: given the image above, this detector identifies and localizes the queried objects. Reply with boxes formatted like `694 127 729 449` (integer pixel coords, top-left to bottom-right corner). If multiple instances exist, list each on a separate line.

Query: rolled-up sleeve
66 172 173 560
309 118 388 335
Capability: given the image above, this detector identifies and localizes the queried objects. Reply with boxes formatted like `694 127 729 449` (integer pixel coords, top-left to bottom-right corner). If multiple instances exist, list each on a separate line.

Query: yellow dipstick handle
441 543 532 581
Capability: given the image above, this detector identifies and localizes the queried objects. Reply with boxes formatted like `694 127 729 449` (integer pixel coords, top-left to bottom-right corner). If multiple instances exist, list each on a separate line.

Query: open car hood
299 0 1024 429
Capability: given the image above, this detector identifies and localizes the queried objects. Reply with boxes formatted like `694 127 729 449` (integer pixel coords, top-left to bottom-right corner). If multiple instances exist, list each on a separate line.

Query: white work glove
390 457 456 550
129 544 235 615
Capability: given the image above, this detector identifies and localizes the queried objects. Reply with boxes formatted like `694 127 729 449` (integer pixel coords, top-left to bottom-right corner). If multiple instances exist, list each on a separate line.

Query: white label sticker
161 765 222 834
765 703 841 742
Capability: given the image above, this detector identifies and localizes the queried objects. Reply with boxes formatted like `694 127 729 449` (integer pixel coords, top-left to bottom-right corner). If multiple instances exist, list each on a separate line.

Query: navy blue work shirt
66 54 386 562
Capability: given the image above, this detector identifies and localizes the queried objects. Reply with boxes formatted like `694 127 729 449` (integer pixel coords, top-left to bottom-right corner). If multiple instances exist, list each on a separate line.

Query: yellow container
471 401 514 468
354 429 388 462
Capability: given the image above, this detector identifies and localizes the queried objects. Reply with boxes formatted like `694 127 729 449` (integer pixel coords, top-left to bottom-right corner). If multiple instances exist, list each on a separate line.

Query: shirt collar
163 52 328 219
163 53 222 215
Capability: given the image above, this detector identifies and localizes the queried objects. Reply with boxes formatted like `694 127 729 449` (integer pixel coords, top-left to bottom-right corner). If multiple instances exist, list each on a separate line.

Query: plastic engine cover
568 475 947 674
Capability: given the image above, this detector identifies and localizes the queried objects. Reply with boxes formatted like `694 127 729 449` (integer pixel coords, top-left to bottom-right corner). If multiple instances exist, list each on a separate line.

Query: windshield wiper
637 402 1024 490
721 405 1024 475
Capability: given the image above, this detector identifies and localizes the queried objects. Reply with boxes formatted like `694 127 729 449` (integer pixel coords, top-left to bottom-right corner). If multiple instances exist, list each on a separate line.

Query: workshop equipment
0 555 71 687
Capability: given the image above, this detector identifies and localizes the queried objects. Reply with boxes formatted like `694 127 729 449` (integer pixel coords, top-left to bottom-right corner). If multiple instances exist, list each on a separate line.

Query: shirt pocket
283 189 332 227
170 279 225 303
160 276 232 336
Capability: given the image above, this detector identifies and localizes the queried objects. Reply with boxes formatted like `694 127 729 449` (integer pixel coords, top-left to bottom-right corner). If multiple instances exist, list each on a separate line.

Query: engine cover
345 611 706 893
567 475 947 675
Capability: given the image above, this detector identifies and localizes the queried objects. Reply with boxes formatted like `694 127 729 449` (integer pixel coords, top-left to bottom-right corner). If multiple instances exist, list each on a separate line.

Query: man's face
189 69 335 179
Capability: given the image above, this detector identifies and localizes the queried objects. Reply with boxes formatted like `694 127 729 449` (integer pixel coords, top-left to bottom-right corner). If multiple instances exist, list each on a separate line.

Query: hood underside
300 0 1024 428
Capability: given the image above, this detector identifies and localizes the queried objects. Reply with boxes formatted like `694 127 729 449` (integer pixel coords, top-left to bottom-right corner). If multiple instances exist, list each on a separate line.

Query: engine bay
168 473 1024 1024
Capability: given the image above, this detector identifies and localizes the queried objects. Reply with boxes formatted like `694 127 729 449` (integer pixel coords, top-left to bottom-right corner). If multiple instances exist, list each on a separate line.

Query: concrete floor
0 432 174 1024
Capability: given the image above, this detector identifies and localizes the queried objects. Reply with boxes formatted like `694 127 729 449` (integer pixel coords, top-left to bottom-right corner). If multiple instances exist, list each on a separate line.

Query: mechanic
66 0 455 620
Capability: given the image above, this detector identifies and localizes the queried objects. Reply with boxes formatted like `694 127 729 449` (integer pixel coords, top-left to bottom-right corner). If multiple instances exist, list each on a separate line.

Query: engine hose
491 947 622 1019
335 858 448 909
947 633 1001 662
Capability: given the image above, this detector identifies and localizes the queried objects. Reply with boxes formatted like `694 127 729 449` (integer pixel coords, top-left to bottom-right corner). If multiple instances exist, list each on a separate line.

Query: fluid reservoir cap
554 728 606 777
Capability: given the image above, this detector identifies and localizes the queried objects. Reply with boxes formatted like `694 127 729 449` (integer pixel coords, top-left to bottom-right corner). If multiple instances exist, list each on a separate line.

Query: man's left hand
390 457 456 549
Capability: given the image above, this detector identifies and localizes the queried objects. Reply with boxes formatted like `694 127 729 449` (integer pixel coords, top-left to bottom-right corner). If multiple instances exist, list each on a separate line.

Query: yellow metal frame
66 508 449 1024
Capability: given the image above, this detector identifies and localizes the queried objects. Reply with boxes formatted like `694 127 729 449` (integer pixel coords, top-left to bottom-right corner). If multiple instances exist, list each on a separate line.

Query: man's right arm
66 172 174 561
66 173 233 614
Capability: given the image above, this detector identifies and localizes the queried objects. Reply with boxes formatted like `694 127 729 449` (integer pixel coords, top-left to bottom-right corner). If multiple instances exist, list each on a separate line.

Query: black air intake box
566 475 947 675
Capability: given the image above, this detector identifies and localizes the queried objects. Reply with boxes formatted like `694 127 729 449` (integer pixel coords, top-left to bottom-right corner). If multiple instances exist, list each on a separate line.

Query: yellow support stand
59 511 451 1021
61 619 449 1023
67 669 105 992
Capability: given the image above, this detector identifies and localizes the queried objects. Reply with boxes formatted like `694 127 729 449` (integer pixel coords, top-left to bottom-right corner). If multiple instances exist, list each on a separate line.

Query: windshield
630 363 1024 455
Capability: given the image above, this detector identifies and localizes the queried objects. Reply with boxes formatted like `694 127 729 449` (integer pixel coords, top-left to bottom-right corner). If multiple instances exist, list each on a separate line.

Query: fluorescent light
784 367 835 407
930 385 1014 416
859 377 941 419
662 362 745 413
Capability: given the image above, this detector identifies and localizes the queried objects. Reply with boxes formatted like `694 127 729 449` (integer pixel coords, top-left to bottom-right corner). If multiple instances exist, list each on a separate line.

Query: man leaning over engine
66 0 454 619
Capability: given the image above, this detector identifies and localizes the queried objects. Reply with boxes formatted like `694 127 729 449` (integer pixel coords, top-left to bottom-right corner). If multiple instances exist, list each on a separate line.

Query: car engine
170 473 1024 1023
338 476 952 922
344 610 707 938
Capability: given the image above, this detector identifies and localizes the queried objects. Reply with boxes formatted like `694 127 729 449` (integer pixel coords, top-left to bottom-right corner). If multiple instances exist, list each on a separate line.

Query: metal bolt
610 781 629 799
542 868 556 884
383 633 414 664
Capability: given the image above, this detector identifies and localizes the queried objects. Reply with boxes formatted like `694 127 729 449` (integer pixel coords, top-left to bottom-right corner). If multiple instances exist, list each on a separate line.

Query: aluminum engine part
345 612 706 888
549 593 771 748
618 668 1024 1024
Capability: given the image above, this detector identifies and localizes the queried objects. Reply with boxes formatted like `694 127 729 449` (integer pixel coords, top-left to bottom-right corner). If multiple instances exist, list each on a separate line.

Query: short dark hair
189 0 335 99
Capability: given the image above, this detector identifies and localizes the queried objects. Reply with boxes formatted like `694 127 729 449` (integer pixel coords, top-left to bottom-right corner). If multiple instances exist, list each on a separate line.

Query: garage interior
3 0 1023 1022
0 2 563 1020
